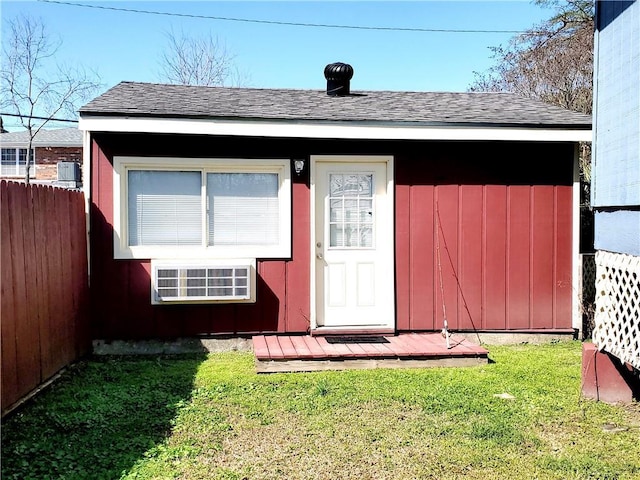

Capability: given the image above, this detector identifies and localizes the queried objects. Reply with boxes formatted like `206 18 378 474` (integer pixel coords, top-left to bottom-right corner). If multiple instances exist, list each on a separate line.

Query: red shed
79 66 591 342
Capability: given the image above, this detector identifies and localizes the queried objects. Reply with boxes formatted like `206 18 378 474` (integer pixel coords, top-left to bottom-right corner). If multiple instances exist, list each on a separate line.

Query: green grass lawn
2 341 639 480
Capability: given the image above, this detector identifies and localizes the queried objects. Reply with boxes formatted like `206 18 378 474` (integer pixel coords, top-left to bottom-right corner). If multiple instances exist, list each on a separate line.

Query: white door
313 158 394 329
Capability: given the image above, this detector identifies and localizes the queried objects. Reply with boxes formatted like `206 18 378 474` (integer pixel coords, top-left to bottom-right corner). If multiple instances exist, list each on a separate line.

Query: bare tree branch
469 0 594 236
158 28 249 87
469 0 594 116
1 14 101 183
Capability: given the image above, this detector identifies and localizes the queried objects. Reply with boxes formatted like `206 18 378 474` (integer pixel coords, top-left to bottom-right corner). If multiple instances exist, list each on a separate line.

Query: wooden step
253 333 489 373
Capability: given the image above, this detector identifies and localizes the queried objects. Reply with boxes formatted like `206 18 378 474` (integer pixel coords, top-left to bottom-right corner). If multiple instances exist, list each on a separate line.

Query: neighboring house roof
81 81 591 129
0 128 82 148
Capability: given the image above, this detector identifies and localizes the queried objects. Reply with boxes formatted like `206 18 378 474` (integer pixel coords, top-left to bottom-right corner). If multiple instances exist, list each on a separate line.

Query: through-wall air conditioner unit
57 161 81 181
151 259 256 305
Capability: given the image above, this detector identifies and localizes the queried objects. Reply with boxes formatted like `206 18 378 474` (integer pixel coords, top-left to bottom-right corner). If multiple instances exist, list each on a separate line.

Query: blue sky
1 1 554 129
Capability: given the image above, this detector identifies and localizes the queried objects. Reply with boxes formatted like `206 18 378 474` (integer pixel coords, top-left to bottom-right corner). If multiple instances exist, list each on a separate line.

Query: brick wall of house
34 146 82 180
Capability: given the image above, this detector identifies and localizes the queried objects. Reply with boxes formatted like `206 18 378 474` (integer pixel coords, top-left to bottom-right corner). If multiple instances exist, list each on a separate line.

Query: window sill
114 244 292 261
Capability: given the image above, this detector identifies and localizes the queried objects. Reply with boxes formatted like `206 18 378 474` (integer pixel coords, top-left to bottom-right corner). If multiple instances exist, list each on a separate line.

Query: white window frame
1 147 35 177
113 156 291 259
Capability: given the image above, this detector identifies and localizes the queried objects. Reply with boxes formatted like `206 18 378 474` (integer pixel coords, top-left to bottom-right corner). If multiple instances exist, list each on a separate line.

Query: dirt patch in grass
184 404 445 480
169 401 551 480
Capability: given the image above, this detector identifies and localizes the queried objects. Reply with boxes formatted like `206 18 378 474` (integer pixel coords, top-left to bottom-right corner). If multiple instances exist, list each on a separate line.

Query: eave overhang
78 114 592 143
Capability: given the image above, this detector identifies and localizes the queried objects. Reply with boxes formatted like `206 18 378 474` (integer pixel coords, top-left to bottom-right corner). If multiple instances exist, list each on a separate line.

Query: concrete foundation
457 331 576 346
92 337 253 355
93 331 580 355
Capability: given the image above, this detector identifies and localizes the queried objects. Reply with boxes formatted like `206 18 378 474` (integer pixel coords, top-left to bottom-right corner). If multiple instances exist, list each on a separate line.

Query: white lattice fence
592 251 640 370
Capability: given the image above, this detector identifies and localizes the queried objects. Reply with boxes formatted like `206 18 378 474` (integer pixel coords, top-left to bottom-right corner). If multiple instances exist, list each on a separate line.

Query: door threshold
311 327 396 337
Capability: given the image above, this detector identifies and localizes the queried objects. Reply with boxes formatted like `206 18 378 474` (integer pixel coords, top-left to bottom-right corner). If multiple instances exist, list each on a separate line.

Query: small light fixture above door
293 159 305 175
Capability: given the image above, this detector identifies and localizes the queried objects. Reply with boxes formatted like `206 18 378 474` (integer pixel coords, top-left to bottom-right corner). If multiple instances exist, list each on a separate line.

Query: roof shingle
80 81 591 129
0 127 82 147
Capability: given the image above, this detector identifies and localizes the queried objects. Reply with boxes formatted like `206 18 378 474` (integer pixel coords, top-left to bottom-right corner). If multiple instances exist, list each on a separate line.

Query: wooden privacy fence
1 180 90 416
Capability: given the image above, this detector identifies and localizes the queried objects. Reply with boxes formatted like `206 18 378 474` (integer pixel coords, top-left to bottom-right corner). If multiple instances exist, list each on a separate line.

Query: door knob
317 252 323 259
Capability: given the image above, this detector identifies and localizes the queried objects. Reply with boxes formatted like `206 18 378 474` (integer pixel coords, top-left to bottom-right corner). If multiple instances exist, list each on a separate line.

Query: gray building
591 0 640 371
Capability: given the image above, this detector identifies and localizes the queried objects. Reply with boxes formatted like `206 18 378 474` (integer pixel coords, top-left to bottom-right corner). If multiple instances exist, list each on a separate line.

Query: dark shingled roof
80 81 592 129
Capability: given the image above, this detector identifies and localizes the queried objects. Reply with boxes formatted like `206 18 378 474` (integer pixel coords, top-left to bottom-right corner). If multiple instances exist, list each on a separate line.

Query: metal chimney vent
324 62 354 96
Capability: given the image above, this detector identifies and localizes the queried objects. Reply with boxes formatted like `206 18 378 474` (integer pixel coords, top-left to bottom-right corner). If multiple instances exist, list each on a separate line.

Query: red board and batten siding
393 148 574 332
394 183 573 332
89 134 574 339
90 137 310 339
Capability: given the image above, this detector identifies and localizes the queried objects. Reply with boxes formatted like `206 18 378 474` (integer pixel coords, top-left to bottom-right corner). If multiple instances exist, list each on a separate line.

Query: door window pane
128 170 202 246
328 173 374 248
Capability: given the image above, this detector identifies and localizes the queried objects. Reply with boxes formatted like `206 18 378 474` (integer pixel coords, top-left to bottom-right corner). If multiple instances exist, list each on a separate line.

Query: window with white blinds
113 157 291 259
208 173 279 246
128 171 202 246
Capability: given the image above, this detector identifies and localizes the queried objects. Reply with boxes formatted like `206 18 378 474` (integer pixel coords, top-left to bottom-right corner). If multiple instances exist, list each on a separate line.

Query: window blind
207 173 279 246
128 170 202 246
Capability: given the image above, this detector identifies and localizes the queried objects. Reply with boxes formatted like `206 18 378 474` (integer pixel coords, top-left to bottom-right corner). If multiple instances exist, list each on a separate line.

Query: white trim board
309 155 395 331
571 144 582 335
112 156 292 260
79 116 592 143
